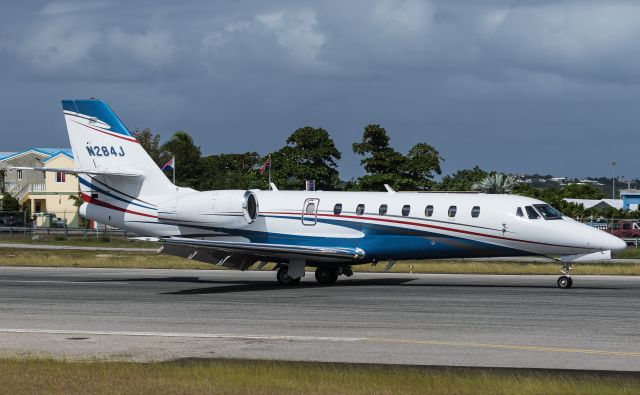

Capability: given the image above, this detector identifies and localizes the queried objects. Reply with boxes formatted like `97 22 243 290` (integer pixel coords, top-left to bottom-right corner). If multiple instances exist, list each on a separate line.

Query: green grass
0 234 157 249
359 260 640 275
0 249 214 270
613 248 640 259
0 358 638 395
0 249 639 275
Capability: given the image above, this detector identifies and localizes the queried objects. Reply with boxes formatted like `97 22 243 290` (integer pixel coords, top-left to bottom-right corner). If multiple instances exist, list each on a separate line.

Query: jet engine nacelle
158 190 258 228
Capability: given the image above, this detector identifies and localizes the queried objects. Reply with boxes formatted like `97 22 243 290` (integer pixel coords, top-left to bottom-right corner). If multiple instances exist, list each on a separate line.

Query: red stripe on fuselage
81 193 157 219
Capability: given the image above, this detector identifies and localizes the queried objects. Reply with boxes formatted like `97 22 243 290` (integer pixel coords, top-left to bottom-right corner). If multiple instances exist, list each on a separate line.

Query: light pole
611 161 617 199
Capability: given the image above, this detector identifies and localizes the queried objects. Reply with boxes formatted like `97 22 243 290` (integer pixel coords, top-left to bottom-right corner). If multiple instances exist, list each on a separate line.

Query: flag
259 157 270 174
161 156 175 171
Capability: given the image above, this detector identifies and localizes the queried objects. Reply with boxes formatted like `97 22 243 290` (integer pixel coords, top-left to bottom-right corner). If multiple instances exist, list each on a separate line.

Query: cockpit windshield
533 204 564 220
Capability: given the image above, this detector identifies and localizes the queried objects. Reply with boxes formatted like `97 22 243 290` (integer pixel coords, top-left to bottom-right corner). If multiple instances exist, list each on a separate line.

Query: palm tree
0 168 6 193
473 173 518 194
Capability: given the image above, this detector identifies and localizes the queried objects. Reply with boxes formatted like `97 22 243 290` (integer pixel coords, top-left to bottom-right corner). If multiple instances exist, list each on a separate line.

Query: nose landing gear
557 263 573 289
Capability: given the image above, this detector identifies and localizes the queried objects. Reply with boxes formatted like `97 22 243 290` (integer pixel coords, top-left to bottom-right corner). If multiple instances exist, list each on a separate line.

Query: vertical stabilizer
62 99 174 200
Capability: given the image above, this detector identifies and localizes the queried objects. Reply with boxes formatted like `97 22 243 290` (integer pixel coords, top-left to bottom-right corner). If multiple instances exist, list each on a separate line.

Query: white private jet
13 99 626 288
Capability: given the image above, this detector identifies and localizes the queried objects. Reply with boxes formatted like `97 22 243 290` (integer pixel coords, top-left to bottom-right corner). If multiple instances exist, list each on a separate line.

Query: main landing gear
557 263 573 289
276 264 353 285
315 266 339 284
276 266 301 286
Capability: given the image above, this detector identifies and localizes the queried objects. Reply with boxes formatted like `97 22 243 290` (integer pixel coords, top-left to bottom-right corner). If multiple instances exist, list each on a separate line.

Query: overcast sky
1 0 638 180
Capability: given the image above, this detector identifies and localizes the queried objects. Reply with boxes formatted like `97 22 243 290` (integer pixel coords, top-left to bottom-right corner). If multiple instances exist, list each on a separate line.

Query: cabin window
334 203 342 215
471 206 480 218
56 172 66 183
379 204 388 215
305 202 316 214
448 206 457 217
525 206 540 219
356 204 365 215
425 205 434 217
402 205 411 217
516 207 524 217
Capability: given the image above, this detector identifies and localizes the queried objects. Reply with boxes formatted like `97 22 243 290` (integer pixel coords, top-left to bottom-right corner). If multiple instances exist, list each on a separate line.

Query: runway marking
365 338 640 358
0 329 638 358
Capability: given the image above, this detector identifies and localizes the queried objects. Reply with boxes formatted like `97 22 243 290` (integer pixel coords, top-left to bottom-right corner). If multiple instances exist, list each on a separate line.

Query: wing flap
159 242 257 270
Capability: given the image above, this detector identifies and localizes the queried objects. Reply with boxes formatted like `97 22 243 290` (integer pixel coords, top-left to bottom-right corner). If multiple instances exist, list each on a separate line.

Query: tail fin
62 99 174 200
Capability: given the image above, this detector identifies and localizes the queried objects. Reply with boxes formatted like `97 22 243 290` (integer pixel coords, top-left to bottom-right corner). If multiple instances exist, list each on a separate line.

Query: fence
0 210 136 241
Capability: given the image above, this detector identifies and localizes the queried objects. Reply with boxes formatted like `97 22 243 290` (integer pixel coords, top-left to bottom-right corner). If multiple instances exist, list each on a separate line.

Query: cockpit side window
533 204 564 220
525 206 540 219
516 207 524 217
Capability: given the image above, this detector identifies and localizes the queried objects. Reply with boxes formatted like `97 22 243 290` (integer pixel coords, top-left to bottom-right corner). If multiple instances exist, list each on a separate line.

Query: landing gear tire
557 275 572 289
315 266 338 284
557 262 574 289
277 267 301 286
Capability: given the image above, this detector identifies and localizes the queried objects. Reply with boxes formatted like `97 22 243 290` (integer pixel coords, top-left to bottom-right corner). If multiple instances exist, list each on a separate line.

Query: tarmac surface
0 266 639 371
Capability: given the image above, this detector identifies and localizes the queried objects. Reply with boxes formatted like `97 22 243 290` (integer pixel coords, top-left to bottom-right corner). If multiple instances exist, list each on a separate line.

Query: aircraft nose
608 234 628 251
592 230 627 251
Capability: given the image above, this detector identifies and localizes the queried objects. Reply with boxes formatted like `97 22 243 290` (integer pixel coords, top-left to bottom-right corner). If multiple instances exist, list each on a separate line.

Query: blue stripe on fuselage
78 177 156 210
134 214 530 260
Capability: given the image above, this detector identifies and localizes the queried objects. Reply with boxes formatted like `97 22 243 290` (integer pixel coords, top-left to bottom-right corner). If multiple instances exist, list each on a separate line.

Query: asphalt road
0 267 639 371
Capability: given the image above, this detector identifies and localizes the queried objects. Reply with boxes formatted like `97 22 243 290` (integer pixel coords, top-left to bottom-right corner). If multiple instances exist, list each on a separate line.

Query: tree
162 131 203 188
199 152 266 190
438 166 488 191
561 183 604 200
68 194 83 208
0 169 6 193
1 193 20 211
352 124 442 191
405 143 443 187
132 128 170 166
270 127 342 190
473 173 518 194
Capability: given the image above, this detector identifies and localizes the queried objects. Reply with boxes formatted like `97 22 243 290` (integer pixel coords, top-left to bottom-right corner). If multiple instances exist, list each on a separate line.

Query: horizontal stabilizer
9 166 143 177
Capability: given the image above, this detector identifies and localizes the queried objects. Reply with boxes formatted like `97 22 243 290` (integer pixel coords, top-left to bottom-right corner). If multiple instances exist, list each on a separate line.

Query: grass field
1 358 638 395
0 234 157 248
0 248 639 275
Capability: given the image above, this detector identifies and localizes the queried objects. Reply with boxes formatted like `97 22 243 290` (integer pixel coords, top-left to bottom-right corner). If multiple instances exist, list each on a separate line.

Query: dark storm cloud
1 0 638 179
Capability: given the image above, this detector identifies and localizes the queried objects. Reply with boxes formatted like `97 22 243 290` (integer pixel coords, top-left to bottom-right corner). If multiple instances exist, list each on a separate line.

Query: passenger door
302 198 319 226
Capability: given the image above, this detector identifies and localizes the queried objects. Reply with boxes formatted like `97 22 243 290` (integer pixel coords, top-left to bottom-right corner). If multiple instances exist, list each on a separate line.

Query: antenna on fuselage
269 182 279 191
384 184 396 194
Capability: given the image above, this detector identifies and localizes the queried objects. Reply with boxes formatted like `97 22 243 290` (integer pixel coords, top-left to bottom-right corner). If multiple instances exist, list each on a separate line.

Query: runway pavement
0 266 639 371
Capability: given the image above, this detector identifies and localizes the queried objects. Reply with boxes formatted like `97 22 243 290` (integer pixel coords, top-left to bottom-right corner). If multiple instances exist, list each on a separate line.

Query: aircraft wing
159 237 366 271
9 166 143 177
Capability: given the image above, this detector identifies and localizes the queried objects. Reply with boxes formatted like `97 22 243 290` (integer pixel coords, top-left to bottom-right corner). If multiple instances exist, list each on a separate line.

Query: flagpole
172 156 176 185
268 154 271 190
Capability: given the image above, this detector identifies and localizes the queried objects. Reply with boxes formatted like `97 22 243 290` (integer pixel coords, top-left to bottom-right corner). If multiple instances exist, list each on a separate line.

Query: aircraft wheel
557 276 572 289
277 267 299 285
329 269 339 283
315 266 336 284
